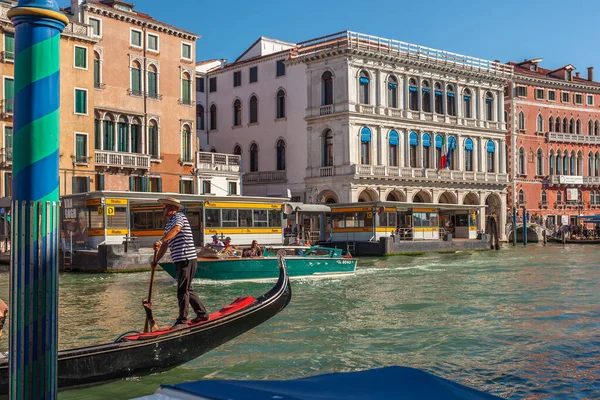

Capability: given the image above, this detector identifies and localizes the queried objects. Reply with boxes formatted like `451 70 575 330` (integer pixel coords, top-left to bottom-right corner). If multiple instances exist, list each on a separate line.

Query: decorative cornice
206 51 290 77
85 4 199 41
514 73 600 93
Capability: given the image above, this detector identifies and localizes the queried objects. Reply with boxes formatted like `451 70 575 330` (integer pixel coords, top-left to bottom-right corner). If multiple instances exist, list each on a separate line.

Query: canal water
0 244 599 399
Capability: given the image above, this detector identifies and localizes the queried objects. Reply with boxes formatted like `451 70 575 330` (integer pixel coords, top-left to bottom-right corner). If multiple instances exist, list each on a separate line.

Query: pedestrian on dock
153 197 209 330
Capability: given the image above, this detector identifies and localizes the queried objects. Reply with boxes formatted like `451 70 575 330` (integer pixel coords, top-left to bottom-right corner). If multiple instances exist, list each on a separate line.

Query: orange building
505 59 600 228
67 0 199 194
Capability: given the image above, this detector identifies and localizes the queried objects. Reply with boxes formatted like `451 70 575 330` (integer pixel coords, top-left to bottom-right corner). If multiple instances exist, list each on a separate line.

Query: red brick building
505 59 600 229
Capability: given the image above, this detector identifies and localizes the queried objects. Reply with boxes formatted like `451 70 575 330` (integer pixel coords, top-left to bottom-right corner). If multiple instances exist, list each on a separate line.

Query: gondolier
153 197 209 329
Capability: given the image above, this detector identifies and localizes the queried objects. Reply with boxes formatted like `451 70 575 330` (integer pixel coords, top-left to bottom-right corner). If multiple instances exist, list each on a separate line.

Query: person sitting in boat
221 237 240 257
290 236 304 255
243 240 263 258
211 234 224 248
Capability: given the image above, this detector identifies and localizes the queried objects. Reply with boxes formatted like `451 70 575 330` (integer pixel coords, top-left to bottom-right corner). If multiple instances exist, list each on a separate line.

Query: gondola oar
143 250 159 333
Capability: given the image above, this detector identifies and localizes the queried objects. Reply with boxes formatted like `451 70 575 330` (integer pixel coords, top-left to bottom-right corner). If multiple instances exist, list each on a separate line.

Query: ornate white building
197 31 512 236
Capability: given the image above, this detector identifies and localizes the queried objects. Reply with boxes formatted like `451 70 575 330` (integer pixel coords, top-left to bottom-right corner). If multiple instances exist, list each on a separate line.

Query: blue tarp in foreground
141 366 501 400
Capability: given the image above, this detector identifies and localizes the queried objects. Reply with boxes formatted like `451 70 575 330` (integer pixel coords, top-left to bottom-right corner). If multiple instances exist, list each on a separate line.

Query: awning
282 202 331 214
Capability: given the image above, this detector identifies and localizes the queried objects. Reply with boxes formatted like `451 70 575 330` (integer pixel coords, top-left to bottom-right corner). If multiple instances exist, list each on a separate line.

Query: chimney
71 0 83 23
575 72 580 78
220 58 227 68
588 67 594 81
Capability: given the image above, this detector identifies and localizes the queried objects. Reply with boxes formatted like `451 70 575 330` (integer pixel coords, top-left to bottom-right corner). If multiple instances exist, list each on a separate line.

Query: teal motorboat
159 246 357 281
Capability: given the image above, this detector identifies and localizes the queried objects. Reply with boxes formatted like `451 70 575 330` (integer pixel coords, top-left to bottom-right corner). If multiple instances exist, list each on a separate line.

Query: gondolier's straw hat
158 197 184 211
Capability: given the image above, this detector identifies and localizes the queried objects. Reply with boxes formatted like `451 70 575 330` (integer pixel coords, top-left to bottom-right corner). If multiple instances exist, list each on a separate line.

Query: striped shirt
164 212 197 262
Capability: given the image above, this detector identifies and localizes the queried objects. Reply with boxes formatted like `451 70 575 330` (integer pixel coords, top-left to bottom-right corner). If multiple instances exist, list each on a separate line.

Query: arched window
181 125 192 162
446 85 456 116
569 118 575 134
233 145 242 156
447 136 457 170
434 82 443 114
233 99 242 126
210 148 217 153
563 118 568 133
435 134 443 169
576 119 581 135
388 76 398 108
148 120 158 157
536 149 543 176
589 152 594 176
557 190 562 204
321 71 333 106
463 88 472 119
147 64 158 98
93 51 102 88
595 121 599 136
422 132 431 168
518 147 525 175
549 151 555 175
518 189 525 205
409 131 418 167
249 95 258 123
541 190 547 205
485 91 494 121
589 120 594 135
249 143 259 172
131 60 142 96
464 138 474 172
131 117 141 154
276 139 285 170
563 152 569 175
422 80 431 113
549 116 554 132
388 130 399 167
276 89 286 119
117 116 128 152
322 129 333 167
537 114 543 132
555 117 562 133
359 71 370 104
595 153 600 176
486 140 495 173
409 78 418 111
196 104 204 131
518 111 525 130
210 104 217 130
181 72 192 105
102 114 114 151
360 126 371 165
556 151 562 175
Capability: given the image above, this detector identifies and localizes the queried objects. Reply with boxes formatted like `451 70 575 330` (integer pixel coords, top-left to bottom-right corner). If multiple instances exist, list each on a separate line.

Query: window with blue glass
359 71 370 104
435 134 443 169
422 81 431 113
465 138 473 171
360 127 371 164
409 78 418 111
549 152 555 176
556 151 562 175
388 130 399 167
537 149 544 176
388 76 398 108
434 82 443 114
409 131 418 167
485 92 494 121
446 85 456 116
463 88 472 118
422 133 431 168
486 140 495 173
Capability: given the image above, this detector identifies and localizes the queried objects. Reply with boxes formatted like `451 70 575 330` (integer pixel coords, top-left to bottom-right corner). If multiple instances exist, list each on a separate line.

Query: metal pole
522 207 527 246
8 1 67 398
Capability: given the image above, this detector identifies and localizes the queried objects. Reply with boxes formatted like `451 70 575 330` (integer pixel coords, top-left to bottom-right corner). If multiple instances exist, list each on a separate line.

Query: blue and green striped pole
7 1 67 398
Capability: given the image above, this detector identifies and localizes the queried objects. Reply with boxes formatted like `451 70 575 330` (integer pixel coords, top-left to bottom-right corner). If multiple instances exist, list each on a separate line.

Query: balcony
353 165 509 184
178 98 195 106
95 150 150 170
0 147 11 166
356 104 375 114
547 132 600 145
548 175 600 186
0 51 14 63
1 100 13 117
196 151 240 173
243 170 287 185
320 105 333 116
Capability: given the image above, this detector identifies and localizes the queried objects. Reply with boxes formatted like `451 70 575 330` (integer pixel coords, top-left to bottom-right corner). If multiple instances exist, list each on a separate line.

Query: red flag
440 155 447 170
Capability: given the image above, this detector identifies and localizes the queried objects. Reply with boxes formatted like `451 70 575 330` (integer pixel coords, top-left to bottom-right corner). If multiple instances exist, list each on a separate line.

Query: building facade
66 0 199 194
200 31 512 236
505 59 600 228
0 1 98 197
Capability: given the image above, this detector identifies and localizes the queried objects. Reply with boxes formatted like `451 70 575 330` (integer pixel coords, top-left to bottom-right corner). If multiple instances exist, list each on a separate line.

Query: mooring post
7 1 67 398
522 207 527 246
512 206 517 246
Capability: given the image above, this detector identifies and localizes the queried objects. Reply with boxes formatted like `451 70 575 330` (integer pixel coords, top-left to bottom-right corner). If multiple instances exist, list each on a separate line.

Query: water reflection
0 245 599 399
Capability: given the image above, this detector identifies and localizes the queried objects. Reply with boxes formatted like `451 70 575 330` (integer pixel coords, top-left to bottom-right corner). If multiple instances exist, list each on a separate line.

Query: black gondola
0 256 291 394
547 236 600 244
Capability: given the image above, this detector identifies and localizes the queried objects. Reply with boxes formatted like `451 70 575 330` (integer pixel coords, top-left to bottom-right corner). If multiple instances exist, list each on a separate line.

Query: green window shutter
141 177 148 192
130 124 139 153
75 90 87 114
4 33 14 60
191 180 195 194
5 127 12 149
148 72 157 96
75 47 87 68
179 180 183 194
94 119 100 149
157 178 162 193
182 79 190 103
117 122 128 152
85 177 90 192
94 58 100 86
129 176 135 191
4 78 13 113
72 177 78 194
131 68 141 93
98 174 104 191
75 134 86 159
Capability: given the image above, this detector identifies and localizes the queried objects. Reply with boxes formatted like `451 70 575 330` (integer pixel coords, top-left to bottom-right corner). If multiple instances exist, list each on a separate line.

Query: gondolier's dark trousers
175 259 208 323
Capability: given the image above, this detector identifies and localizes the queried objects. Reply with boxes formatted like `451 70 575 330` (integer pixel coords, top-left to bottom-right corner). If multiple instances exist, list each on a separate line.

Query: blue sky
58 0 600 73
